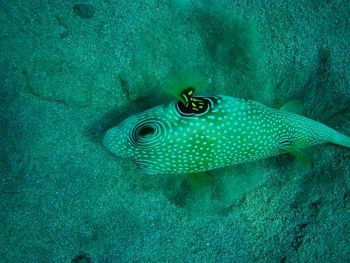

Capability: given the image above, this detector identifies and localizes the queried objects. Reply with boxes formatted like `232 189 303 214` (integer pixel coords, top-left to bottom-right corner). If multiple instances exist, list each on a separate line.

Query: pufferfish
103 81 350 176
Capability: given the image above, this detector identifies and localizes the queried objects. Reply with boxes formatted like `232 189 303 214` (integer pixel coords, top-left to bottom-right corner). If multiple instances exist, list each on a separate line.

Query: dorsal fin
280 100 305 115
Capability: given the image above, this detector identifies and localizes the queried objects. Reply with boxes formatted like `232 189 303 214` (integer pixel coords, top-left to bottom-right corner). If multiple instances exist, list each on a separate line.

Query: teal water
1 0 349 262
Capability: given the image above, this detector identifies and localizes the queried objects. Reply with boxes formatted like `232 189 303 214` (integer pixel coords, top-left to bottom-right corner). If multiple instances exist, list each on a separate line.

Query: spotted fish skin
103 95 350 175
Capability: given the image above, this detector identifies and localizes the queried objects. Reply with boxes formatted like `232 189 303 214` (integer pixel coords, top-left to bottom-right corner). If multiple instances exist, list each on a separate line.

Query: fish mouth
103 127 123 156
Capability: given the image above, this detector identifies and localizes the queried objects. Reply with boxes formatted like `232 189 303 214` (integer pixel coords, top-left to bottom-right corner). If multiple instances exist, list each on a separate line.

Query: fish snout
103 127 125 157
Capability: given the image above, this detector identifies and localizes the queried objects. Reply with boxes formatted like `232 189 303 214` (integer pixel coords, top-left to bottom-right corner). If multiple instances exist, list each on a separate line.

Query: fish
103 85 350 176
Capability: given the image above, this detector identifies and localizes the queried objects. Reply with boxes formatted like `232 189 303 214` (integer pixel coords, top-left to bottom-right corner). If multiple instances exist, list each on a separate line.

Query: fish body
103 90 350 175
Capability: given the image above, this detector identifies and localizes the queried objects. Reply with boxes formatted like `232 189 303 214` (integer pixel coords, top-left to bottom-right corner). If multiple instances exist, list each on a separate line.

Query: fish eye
130 120 164 146
137 124 155 138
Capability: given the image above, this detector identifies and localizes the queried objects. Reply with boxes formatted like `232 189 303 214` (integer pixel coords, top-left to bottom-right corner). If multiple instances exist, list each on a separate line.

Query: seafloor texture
1 0 350 262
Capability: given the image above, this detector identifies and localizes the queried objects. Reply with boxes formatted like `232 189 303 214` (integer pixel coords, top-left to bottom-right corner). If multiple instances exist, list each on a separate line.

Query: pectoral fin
187 171 212 192
164 72 209 104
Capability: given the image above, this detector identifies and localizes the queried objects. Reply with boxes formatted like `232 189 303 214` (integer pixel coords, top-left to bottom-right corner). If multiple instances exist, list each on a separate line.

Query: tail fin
332 132 350 148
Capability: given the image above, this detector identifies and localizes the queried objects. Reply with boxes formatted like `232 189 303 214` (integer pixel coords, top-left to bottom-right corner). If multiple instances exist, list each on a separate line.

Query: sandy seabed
1 0 350 262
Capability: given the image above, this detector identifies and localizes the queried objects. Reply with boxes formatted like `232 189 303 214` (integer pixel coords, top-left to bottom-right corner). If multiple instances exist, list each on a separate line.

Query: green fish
103 85 350 176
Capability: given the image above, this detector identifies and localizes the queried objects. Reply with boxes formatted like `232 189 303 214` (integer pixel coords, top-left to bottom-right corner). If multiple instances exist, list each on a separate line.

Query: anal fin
285 144 311 166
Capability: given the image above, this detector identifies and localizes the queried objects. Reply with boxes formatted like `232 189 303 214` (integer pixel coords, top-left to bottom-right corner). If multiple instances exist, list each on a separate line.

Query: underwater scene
1 0 350 262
